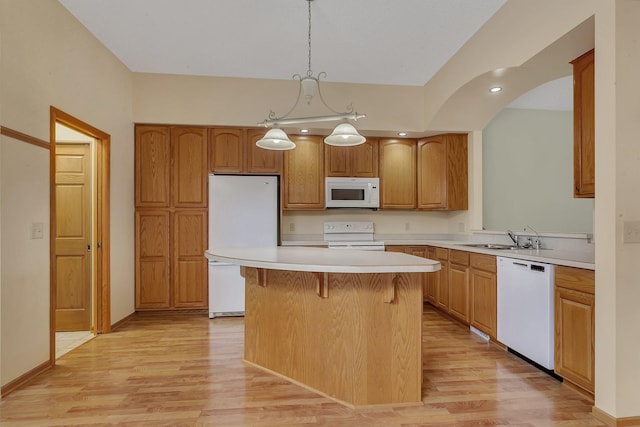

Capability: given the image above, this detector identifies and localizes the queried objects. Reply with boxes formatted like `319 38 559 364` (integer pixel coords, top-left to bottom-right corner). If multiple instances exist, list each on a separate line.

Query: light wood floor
0 305 603 426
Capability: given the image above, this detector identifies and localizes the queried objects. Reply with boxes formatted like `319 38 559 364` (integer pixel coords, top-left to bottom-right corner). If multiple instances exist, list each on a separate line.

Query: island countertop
205 246 441 274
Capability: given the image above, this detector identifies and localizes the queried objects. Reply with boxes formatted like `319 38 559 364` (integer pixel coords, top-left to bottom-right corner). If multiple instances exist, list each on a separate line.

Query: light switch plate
623 220 640 243
31 222 44 239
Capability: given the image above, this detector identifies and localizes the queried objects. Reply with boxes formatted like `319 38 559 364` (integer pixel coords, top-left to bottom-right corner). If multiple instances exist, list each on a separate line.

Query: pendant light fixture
256 0 366 150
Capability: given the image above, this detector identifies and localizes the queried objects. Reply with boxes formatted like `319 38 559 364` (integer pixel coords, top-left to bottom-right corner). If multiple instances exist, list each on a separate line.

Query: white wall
0 0 134 386
482 108 594 233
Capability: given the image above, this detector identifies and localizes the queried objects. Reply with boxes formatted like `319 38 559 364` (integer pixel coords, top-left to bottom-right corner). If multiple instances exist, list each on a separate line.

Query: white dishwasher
497 256 555 370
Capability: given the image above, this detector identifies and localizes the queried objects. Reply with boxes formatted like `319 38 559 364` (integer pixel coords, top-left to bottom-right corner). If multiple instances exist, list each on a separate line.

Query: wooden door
172 127 208 208
135 125 170 207
379 139 416 209
572 50 595 198
209 128 244 173
417 137 446 209
448 250 470 323
283 135 324 210
135 210 171 309
352 138 379 177
173 210 208 308
55 144 92 331
324 145 351 177
470 268 497 338
246 129 283 174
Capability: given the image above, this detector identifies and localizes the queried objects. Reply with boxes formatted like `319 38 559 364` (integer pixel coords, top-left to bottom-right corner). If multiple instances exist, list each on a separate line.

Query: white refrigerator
208 174 278 318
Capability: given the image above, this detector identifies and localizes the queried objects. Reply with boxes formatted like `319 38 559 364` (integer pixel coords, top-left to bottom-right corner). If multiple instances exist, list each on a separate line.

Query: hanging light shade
324 122 366 146
255 128 296 151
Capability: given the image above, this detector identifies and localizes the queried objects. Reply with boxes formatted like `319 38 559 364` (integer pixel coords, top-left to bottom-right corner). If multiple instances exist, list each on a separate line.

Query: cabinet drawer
470 253 496 273
435 248 449 260
555 265 594 294
449 250 469 266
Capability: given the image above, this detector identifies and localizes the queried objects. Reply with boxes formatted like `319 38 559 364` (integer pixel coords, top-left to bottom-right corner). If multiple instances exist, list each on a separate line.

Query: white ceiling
58 0 506 87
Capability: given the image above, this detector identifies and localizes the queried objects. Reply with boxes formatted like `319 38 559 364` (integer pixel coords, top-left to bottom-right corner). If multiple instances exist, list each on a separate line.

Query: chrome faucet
524 225 542 249
507 230 519 247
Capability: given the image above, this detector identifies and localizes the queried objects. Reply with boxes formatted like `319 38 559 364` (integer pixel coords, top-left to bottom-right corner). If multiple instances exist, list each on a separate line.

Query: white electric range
323 221 385 251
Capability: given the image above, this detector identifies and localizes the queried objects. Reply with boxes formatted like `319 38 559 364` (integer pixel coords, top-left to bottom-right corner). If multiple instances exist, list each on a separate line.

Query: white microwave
325 177 380 209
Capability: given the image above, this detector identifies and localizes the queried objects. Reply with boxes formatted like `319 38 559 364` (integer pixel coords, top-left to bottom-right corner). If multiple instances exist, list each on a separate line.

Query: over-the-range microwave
325 177 380 209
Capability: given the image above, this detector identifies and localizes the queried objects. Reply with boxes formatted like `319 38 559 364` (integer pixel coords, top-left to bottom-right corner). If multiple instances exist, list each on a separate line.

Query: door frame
50 107 111 363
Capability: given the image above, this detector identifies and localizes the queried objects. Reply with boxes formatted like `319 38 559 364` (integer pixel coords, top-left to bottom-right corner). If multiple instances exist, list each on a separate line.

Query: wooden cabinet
135 124 209 311
283 135 324 210
404 246 427 299
448 250 470 323
135 125 171 208
417 134 468 210
173 210 208 308
571 50 595 198
469 253 497 339
135 210 171 309
208 128 283 175
555 265 595 397
425 247 438 304
172 127 208 208
325 138 378 177
431 247 449 311
379 139 417 209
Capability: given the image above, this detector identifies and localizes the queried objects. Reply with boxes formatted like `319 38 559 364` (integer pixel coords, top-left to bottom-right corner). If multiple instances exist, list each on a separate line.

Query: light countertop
206 247 441 274
281 236 595 270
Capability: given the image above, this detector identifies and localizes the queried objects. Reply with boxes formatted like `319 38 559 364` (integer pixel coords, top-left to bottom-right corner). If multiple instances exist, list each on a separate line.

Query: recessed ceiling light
398 132 408 137
300 128 309 133
489 86 503 93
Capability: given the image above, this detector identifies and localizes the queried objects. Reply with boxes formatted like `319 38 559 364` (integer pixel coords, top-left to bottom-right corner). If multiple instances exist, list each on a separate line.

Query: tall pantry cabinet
135 125 208 310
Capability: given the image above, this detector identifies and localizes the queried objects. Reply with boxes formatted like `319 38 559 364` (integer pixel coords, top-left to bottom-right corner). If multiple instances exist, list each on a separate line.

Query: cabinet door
470 268 497 338
351 138 379 177
283 135 324 210
448 251 470 323
417 136 446 209
417 134 467 210
172 127 208 207
572 50 595 198
173 210 208 308
405 246 427 299
246 129 283 174
135 125 170 208
425 247 438 304
209 128 244 173
135 210 171 309
436 260 449 311
324 144 351 177
379 139 416 209
555 286 595 394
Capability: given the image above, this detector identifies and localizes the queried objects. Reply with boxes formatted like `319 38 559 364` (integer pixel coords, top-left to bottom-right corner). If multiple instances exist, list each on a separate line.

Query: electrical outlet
623 221 640 243
289 223 296 232
405 222 410 231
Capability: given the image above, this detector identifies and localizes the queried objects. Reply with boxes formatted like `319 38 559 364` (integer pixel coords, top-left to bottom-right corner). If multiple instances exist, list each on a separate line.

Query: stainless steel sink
461 243 519 250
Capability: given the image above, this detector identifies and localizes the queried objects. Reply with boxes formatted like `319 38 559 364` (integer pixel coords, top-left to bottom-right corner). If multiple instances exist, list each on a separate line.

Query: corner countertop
281 235 595 270
205 247 441 274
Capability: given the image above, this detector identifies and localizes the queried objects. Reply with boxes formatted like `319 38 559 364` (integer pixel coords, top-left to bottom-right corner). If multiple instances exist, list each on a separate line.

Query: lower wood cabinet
135 209 208 310
448 250 470 323
404 246 427 298
433 248 449 311
469 253 497 339
554 265 595 397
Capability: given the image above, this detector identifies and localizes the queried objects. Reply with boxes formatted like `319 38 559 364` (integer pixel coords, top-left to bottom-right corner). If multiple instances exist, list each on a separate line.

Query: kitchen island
205 247 440 407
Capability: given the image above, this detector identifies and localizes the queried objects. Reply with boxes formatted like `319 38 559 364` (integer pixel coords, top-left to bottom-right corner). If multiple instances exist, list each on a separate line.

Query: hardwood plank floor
0 305 603 426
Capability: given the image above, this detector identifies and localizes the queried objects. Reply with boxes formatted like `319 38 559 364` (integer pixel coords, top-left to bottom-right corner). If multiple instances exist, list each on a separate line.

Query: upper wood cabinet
135 126 171 208
572 50 595 198
172 127 208 208
325 138 379 177
208 128 283 175
379 139 417 209
417 134 468 210
283 135 325 210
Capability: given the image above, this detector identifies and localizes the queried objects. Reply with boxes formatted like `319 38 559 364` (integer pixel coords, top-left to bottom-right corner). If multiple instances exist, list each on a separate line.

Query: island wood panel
243 267 423 407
